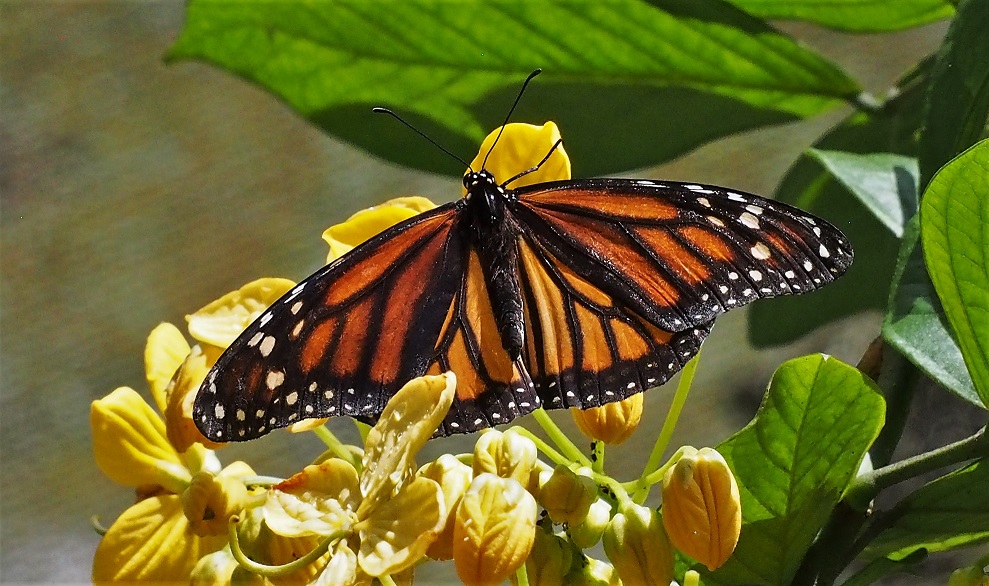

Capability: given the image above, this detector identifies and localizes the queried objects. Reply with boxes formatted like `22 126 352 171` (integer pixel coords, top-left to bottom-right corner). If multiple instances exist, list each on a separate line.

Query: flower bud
567 556 620 586
472 428 537 486
538 465 597 525
453 474 537 586
948 566 989 586
569 498 612 549
419 454 474 560
524 525 574 586
182 471 249 537
662 447 741 571
571 394 643 445
602 503 673 586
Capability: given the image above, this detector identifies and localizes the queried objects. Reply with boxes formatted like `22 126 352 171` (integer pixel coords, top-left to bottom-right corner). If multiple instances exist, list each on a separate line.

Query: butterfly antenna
502 138 564 188
481 69 543 170
372 107 471 169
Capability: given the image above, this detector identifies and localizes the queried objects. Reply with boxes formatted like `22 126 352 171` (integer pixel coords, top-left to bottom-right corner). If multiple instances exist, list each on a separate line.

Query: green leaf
918 0 989 189
749 60 929 346
807 149 918 237
922 139 989 408
699 355 886 585
719 0 953 32
869 458 989 558
168 0 859 176
883 215 981 406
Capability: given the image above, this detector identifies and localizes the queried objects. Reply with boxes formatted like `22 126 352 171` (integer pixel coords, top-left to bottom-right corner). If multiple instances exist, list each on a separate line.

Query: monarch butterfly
194 75 852 442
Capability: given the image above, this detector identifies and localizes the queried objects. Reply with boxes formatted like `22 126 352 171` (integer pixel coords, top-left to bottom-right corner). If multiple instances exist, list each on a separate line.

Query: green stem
378 574 398 586
846 426 988 510
591 441 605 474
633 352 701 502
511 427 574 469
515 561 530 586
227 515 345 577
312 425 362 471
531 409 592 467
869 347 921 468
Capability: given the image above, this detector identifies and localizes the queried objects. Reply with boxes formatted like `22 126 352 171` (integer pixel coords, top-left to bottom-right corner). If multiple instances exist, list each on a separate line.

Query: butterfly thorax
462 170 525 360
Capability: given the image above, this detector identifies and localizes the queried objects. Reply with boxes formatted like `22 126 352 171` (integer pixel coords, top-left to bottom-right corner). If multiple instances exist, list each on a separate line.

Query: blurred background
1 3 980 583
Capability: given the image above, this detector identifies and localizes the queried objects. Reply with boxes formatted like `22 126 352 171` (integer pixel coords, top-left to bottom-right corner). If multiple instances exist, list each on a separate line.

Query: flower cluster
92 122 742 584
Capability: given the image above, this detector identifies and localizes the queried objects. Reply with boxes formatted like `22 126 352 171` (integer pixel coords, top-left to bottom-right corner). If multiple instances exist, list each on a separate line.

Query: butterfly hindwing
516 232 713 410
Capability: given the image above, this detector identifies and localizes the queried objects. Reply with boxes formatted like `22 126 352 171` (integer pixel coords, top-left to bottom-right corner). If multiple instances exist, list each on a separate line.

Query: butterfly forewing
194 205 466 441
513 178 852 331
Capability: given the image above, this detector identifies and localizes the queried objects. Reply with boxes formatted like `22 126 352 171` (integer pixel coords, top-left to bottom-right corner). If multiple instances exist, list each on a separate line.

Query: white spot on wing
259 336 275 357
214 404 225 419
266 370 285 390
248 332 263 347
740 212 760 229
697 197 712 208
751 243 771 260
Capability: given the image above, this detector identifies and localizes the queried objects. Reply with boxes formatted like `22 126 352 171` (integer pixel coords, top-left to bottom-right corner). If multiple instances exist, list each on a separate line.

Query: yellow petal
313 540 359 586
145 323 191 414
235 506 329 585
264 461 362 538
419 454 474 560
472 428 538 487
464 122 571 192
91 387 189 491
286 417 330 433
602 503 674 586
93 494 226 583
661 447 741 570
571 393 644 445
186 278 296 348
164 344 225 452
323 196 437 263
359 372 457 518
453 474 538 586
358 476 446 577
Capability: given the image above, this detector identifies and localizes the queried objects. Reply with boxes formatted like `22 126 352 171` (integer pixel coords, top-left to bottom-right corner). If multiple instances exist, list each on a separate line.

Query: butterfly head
463 169 508 224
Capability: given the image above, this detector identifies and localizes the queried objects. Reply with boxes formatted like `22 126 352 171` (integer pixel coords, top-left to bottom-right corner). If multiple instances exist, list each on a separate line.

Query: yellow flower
92 279 295 582
662 447 741 571
261 373 457 582
569 497 613 549
602 502 674 586
571 393 644 445
91 384 256 582
465 121 571 189
525 524 575 585
453 473 538 586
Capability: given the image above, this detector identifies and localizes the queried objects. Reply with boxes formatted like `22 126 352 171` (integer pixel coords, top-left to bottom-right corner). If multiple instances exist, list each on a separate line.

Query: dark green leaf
749 60 929 346
922 140 989 408
918 0 989 189
869 459 989 558
807 149 918 237
883 215 981 406
883 216 980 406
168 0 859 176
720 0 953 32
699 355 886 585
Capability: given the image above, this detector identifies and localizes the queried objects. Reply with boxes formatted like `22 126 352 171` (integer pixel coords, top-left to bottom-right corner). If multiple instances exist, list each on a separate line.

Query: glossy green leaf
698 355 886 585
808 149 918 237
883 215 980 406
922 140 989 408
869 459 989 558
719 0 953 32
168 0 859 176
749 60 929 346
918 0 989 189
